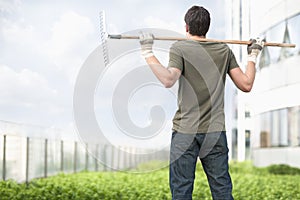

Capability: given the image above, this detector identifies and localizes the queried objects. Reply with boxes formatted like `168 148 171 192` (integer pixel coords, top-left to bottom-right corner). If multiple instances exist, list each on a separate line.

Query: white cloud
143 16 184 34
0 8 98 127
0 64 72 127
0 0 21 14
45 11 96 84
0 1 37 48
47 11 95 57
0 65 57 106
1 18 36 46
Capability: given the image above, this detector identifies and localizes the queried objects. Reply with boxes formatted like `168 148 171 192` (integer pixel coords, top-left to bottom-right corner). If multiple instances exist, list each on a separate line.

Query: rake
108 34 296 48
99 11 296 66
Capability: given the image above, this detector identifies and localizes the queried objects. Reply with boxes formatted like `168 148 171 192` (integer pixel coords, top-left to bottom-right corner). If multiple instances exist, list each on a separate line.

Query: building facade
250 0 300 168
226 0 300 167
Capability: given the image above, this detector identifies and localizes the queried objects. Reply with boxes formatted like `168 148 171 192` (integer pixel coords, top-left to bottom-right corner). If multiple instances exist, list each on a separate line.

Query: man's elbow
240 84 253 92
163 81 175 88
162 79 176 88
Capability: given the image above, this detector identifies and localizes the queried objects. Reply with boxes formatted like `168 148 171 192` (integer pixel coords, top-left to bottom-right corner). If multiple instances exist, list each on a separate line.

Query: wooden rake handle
108 34 296 48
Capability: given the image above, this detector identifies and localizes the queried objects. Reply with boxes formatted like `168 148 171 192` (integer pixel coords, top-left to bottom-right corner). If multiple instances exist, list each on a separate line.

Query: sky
0 0 226 145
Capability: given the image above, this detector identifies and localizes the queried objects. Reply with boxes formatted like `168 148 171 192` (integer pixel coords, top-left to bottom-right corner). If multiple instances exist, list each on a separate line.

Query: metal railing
0 121 169 183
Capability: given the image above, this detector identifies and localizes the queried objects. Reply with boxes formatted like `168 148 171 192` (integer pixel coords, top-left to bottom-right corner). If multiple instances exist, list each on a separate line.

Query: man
139 5 263 200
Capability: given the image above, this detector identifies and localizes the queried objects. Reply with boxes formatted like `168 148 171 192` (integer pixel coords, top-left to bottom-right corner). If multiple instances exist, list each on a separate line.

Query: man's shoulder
170 40 200 51
172 40 230 48
171 40 188 48
171 40 233 56
205 41 230 49
205 42 233 54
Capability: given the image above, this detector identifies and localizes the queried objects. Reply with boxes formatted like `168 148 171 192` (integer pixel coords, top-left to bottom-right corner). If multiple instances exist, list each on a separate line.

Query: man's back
168 40 239 134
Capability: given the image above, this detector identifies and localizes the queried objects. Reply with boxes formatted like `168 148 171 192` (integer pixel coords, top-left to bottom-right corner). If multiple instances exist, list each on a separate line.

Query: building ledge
253 147 300 168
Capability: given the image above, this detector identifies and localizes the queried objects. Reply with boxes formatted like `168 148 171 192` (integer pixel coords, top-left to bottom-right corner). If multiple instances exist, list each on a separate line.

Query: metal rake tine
100 11 110 67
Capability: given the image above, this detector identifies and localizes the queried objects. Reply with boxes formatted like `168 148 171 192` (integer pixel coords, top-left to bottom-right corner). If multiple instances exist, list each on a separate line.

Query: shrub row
0 162 299 200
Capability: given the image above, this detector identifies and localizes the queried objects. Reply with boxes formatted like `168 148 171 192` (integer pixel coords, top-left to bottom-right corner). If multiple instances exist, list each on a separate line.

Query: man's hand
139 32 154 58
247 38 265 64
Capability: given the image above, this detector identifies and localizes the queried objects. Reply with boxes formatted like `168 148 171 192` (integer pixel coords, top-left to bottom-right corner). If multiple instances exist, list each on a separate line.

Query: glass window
245 111 251 118
277 24 294 61
288 106 300 146
261 13 300 65
288 14 300 54
260 112 271 147
258 45 271 69
260 108 290 147
278 108 288 146
298 107 300 146
0 135 3 180
265 21 285 64
271 110 280 146
245 130 251 159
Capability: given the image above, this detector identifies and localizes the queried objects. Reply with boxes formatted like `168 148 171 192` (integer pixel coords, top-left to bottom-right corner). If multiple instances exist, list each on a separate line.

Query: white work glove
247 38 265 63
139 32 154 58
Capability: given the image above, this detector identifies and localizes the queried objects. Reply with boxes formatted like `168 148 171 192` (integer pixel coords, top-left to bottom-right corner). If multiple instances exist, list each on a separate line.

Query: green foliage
0 162 300 200
134 160 169 172
266 164 300 175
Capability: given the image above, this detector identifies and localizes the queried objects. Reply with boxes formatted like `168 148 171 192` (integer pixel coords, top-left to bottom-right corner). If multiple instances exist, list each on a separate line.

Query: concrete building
226 0 300 168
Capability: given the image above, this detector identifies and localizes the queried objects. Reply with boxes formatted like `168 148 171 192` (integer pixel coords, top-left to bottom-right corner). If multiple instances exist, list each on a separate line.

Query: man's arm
145 56 181 88
228 38 264 92
139 32 181 88
228 61 256 92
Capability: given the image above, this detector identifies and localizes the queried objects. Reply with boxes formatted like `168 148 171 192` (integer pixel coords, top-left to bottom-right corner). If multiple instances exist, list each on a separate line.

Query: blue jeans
169 131 233 200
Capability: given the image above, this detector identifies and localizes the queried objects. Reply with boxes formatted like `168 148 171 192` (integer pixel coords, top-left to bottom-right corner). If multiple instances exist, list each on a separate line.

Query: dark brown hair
184 6 210 36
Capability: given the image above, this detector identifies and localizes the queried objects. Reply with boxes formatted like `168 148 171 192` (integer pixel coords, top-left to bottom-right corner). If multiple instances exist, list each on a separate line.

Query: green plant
267 164 300 175
0 162 299 200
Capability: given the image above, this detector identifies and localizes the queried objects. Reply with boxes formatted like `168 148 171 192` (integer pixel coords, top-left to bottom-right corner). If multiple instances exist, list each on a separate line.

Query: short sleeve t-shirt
168 40 239 134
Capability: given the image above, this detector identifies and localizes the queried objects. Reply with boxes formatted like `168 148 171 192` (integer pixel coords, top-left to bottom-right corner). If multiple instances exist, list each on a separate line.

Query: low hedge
0 162 299 200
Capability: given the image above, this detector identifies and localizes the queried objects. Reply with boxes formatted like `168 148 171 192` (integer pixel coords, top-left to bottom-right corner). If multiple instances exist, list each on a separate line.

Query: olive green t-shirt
168 40 239 134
